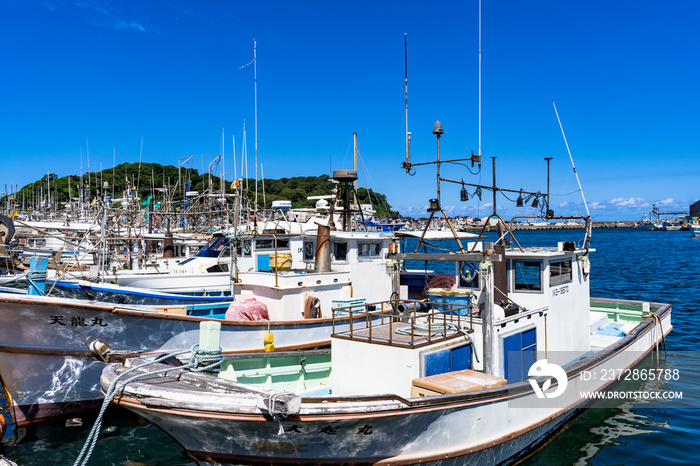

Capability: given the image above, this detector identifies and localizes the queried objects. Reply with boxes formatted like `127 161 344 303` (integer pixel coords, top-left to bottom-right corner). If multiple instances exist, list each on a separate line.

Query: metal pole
481 260 498 376
545 157 552 215
436 134 441 206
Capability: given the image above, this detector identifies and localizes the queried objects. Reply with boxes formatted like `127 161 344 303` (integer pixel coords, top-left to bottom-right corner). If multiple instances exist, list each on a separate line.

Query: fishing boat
100 239 672 465
654 219 683 231
635 214 655 231
0 173 406 426
96 101 672 463
690 219 700 237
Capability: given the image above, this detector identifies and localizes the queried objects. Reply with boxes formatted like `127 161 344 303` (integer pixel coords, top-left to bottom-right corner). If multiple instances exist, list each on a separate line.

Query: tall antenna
112 147 116 199
405 33 410 168
478 0 482 157
254 39 258 211
222 128 225 198
232 134 237 180
86 137 90 201
240 40 258 209
137 136 143 194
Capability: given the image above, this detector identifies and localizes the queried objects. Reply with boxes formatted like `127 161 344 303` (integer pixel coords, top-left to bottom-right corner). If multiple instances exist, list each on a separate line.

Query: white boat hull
109 302 671 465
0 293 377 425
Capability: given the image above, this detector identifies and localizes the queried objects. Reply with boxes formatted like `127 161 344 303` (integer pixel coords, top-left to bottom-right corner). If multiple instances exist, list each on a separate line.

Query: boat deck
334 315 472 348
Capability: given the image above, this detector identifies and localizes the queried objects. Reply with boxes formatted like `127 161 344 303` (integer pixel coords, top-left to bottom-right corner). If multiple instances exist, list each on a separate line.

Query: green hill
3 163 399 218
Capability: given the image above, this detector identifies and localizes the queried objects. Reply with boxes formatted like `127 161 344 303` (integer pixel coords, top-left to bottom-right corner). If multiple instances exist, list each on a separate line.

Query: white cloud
656 198 674 207
589 202 607 210
75 1 110 15
115 21 145 32
609 197 647 208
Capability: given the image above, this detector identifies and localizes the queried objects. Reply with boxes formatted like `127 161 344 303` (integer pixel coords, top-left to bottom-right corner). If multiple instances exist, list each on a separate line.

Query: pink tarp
225 298 270 321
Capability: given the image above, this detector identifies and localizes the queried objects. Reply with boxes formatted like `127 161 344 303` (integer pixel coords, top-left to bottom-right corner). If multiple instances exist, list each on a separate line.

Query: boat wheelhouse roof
396 230 478 240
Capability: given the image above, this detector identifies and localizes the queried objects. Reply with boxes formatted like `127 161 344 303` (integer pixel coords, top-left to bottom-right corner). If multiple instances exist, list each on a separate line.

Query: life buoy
303 295 322 319
0 214 15 245
460 261 477 284
304 242 314 258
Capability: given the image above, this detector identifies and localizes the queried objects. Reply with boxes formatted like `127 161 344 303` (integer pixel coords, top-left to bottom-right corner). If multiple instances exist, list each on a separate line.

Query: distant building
691 200 700 218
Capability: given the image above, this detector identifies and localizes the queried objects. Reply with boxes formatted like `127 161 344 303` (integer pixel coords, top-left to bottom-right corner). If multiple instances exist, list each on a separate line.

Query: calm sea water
1 228 698 465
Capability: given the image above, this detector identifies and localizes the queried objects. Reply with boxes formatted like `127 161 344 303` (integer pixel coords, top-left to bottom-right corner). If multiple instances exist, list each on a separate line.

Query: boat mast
221 128 226 201
405 33 410 169
253 40 258 212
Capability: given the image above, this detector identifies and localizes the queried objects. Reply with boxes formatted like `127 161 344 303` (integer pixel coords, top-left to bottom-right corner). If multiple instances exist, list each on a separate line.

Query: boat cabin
331 241 593 398
233 231 398 321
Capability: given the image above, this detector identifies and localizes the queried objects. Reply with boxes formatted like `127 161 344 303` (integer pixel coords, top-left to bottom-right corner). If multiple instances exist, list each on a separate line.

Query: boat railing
331 299 474 349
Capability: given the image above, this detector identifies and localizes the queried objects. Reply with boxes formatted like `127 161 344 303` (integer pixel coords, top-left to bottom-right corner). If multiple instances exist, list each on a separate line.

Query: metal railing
331 299 474 349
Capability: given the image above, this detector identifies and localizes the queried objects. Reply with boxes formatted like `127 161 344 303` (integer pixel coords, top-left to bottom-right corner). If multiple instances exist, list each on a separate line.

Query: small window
255 239 274 250
550 260 572 286
255 238 290 250
358 242 381 257
196 237 230 258
333 242 347 261
206 264 229 273
513 260 542 292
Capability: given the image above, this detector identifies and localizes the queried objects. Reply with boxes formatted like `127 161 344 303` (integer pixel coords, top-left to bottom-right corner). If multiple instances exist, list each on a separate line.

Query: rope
73 345 223 466
642 310 668 363
26 270 48 296
268 393 285 435
0 271 29 285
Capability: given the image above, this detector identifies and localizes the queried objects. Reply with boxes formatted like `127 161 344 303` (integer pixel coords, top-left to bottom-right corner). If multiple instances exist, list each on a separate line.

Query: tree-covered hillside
3 163 399 218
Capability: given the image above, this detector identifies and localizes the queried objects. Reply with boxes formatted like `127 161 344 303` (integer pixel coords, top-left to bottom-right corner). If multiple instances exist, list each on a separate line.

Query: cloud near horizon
609 197 650 209
656 198 675 207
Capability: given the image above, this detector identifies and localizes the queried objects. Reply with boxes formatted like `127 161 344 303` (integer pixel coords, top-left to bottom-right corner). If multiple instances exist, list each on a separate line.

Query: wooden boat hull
0 293 376 426
106 300 671 465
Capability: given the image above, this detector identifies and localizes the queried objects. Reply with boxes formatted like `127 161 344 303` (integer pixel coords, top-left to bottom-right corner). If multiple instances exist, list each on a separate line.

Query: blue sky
1 0 699 220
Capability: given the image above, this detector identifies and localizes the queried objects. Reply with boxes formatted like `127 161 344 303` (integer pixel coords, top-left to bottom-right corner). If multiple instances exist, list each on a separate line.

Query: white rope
74 345 223 465
268 393 285 435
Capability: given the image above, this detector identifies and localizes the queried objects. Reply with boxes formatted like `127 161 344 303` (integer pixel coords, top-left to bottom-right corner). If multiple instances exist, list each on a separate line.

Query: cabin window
458 261 480 289
550 260 572 286
422 343 471 377
333 242 348 262
255 238 290 250
503 328 536 383
206 264 229 273
196 236 230 258
358 242 381 257
513 260 542 292
303 241 315 261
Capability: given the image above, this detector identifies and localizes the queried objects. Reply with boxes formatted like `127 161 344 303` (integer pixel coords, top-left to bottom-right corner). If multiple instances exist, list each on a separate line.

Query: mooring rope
268 392 286 435
73 344 223 466
26 270 47 296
